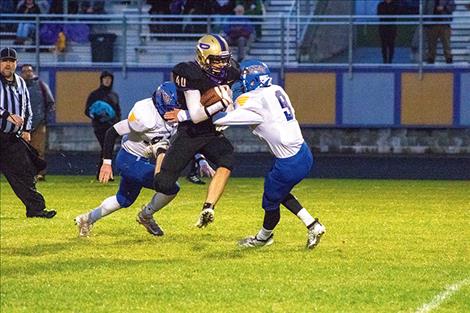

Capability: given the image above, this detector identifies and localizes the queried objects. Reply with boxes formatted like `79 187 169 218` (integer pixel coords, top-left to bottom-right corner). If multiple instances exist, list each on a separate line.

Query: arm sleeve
212 108 263 126
184 89 210 123
177 109 192 122
185 90 228 123
102 121 128 160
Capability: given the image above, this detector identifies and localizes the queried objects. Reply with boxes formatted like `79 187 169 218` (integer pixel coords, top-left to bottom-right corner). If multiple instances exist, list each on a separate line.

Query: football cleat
74 213 92 237
186 174 205 185
238 234 274 248
195 208 214 228
307 219 325 249
136 211 164 236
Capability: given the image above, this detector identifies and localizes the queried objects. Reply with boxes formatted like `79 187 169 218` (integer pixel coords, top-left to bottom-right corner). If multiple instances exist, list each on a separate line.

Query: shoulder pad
127 99 158 133
173 62 203 80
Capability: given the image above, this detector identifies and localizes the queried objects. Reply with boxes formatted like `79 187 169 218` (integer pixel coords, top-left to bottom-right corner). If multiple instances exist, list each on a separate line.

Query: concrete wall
42 65 469 154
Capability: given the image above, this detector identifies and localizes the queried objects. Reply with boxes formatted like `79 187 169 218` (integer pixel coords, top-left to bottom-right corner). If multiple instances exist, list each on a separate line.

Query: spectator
20 64 55 181
236 0 264 37
147 0 172 34
212 0 236 33
14 0 41 46
0 47 56 219
0 0 17 33
377 0 400 64
84 70 121 180
424 0 455 64
182 0 216 34
223 4 255 62
79 1 105 14
214 0 235 14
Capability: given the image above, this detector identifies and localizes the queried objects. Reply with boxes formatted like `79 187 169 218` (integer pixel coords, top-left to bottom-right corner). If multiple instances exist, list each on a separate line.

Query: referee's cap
0 47 18 61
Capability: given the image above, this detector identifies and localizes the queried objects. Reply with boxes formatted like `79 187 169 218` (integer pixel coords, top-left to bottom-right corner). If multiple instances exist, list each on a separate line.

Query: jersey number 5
275 90 293 121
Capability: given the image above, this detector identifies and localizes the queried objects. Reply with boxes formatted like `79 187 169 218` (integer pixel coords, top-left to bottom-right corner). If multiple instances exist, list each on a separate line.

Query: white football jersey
113 98 177 157
213 85 304 158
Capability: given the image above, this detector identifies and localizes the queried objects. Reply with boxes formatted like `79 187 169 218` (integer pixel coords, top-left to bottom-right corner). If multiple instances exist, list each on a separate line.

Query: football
200 85 232 107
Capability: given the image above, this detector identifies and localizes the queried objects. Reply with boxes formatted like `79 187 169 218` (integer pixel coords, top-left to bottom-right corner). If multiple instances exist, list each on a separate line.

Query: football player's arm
212 108 263 126
184 90 228 124
100 120 130 183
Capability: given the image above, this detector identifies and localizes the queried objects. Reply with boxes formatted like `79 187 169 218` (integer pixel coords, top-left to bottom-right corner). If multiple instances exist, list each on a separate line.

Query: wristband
103 159 112 165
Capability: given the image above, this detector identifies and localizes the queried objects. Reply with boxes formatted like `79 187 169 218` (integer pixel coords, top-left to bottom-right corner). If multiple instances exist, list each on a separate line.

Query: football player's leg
74 150 143 237
197 136 234 227
154 132 197 195
89 158 145 223
75 195 121 237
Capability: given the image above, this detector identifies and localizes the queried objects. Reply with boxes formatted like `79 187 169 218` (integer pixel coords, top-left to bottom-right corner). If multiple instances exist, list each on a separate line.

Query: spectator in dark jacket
377 0 400 63
85 70 121 180
424 0 455 64
21 64 55 181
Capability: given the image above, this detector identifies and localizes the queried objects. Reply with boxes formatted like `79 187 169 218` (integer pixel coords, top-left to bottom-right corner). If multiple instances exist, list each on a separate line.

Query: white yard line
414 278 470 313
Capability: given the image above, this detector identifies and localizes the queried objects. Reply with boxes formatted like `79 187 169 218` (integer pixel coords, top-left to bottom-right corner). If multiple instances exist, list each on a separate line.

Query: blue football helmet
240 60 272 92
152 81 179 117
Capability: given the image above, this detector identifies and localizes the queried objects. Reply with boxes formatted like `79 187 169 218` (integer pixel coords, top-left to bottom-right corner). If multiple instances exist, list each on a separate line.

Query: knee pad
154 173 180 195
116 193 134 208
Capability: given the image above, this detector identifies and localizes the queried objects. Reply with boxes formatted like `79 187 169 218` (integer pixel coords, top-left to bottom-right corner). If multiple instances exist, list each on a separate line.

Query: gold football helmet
195 34 231 77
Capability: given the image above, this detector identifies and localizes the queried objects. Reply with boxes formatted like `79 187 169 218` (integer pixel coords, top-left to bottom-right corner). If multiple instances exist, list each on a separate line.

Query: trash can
89 33 117 62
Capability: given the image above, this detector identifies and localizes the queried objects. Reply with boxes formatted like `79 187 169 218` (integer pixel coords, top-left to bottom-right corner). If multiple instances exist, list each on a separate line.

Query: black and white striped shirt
0 73 32 134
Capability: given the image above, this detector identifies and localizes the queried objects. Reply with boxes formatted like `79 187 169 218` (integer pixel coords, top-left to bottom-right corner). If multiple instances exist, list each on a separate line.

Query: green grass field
1 176 469 313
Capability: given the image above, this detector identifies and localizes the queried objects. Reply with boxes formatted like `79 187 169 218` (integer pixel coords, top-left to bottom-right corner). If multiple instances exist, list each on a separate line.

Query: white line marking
415 278 470 313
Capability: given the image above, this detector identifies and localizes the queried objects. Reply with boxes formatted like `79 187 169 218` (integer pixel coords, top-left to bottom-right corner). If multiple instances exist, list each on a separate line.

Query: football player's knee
215 153 235 171
116 193 135 208
262 193 282 211
154 173 180 195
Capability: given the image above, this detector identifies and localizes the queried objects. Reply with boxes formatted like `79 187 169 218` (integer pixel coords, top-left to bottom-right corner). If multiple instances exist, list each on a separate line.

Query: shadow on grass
1 257 187 277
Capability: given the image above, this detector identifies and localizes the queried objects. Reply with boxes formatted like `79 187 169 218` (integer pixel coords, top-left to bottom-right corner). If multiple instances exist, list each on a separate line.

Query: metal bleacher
0 0 468 67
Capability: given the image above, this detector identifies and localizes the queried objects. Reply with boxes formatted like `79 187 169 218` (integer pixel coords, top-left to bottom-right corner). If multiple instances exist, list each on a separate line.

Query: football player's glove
196 34 232 78
197 158 215 178
144 139 170 159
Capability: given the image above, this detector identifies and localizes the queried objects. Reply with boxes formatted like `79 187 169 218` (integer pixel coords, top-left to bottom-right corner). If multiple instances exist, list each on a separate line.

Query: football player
155 34 241 229
211 60 326 249
74 82 214 237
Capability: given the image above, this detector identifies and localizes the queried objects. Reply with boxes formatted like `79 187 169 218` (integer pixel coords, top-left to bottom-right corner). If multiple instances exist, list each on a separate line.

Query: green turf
1 177 469 313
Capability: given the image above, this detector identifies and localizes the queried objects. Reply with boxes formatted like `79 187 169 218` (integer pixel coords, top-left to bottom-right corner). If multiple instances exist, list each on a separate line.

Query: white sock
297 208 315 228
88 196 121 224
256 227 273 241
142 192 176 217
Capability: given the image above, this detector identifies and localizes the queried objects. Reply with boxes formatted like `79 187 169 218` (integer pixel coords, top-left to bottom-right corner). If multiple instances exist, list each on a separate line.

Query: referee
0 47 56 218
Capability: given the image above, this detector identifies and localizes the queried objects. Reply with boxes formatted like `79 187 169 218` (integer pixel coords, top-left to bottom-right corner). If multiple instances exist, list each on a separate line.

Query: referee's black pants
0 132 46 215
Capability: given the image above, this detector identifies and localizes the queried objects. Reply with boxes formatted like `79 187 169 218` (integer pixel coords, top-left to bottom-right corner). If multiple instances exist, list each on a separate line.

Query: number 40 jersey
212 84 304 159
